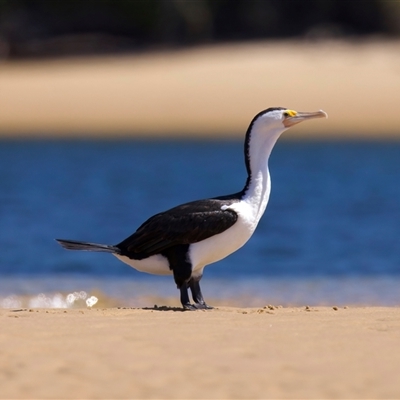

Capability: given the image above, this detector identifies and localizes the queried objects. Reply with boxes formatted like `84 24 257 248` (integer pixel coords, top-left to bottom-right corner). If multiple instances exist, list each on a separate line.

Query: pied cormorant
57 107 327 310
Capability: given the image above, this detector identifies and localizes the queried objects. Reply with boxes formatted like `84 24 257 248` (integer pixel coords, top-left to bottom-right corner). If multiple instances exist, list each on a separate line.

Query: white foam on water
1 295 22 309
0 291 99 309
86 296 98 308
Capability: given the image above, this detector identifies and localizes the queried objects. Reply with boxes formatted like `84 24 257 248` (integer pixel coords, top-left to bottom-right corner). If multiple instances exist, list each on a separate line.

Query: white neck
242 126 285 224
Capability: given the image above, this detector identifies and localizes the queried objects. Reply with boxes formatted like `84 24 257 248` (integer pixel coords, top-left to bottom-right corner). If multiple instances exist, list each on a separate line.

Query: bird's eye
283 110 297 118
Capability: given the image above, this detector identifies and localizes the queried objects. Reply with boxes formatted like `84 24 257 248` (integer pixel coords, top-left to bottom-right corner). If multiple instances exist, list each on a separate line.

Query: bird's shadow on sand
143 305 186 312
116 306 187 312
120 305 216 312
118 305 218 312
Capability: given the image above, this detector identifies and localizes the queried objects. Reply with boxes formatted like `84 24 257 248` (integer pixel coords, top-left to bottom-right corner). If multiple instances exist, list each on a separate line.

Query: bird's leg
178 282 195 310
166 245 196 310
189 276 213 310
166 245 211 310
173 270 198 310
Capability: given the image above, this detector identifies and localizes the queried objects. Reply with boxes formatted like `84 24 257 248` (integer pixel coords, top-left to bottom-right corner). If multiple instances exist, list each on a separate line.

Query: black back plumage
117 197 239 259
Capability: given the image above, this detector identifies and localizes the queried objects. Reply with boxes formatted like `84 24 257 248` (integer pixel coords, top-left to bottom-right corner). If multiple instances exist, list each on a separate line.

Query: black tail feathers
56 239 120 254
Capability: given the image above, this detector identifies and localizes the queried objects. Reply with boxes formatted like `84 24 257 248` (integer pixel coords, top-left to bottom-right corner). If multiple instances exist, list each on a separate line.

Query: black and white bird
57 107 327 310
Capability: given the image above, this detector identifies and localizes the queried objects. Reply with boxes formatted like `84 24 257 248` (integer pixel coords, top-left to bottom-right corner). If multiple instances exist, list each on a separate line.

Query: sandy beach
1 39 400 139
0 306 399 399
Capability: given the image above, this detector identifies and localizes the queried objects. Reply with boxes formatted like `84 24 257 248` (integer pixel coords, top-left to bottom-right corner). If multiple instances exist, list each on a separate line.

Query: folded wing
117 199 238 257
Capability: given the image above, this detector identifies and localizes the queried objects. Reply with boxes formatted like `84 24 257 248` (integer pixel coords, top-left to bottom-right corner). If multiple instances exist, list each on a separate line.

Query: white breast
189 200 261 276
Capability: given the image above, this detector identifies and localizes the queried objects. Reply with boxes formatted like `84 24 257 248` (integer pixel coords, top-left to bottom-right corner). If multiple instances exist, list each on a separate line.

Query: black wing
117 199 238 257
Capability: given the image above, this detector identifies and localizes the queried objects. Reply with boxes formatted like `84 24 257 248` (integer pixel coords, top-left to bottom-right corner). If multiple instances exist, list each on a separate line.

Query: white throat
242 125 286 225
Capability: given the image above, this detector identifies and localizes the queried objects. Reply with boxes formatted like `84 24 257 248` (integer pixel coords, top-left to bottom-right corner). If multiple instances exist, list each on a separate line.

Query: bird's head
244 107 327 174
250 107 327 136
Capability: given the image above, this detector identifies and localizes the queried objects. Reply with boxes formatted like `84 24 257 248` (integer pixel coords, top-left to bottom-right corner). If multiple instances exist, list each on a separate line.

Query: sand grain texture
1 306 400 399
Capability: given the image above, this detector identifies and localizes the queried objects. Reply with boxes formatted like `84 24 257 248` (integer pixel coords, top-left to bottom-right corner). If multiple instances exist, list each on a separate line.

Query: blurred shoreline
1 39 400 139
2 274 400 309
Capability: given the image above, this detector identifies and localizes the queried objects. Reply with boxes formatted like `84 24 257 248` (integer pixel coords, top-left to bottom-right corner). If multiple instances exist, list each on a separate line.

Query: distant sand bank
1 306 399 399
1 40 400 139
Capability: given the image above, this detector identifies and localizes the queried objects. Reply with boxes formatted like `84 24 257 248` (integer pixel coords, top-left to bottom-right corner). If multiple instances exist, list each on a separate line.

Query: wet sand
1 306 400 399
1 39 400 138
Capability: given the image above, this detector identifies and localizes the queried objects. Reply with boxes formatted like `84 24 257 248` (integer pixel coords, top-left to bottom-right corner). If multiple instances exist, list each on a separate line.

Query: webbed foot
182 302 213 311
193 302 213 310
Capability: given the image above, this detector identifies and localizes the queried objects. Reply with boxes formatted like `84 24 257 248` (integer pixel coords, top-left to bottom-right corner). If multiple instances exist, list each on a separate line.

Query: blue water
1 139 400 306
